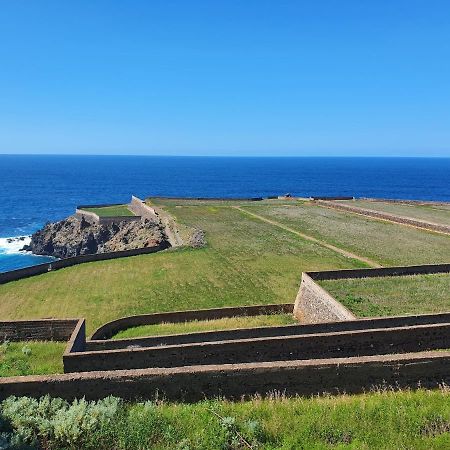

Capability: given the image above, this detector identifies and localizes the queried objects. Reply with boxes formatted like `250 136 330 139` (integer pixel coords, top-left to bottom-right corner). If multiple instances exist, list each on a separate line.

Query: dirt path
234 206 382 268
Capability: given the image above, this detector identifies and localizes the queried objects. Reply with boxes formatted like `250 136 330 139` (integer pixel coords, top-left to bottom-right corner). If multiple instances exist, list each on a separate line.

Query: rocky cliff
23 216 170 258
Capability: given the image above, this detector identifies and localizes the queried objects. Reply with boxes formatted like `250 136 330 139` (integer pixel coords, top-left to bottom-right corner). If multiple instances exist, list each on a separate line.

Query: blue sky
1 1 449 156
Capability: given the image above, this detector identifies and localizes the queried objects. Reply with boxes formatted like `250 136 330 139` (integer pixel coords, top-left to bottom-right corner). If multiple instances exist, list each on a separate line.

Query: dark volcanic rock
27 216 170 258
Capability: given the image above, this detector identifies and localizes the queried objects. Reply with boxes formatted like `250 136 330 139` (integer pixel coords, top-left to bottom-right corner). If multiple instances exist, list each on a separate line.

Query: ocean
1 155 449 272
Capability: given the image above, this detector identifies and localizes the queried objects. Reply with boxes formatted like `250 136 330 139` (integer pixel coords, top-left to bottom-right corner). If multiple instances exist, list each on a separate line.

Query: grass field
319 273 450 317
0 204 362 334
0 341 64 377
2 388 449 449
337 199 450 225
113 313 296 339
82 204 135 217
243 203 450 266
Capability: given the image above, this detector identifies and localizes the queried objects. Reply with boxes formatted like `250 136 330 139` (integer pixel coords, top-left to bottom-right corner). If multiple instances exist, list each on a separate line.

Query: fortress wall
87 312 450 351
90 304 294 340
64 319 86 354
318 200 450 234
361 197 450 207
0 319 79 342
0 243 169 285
307 263 450 281
311 196 354 200
3 352 450 401
0 263 51 284
75 208 142 225
75 209 100 223
64 322 450 373
148 196 264 201
129 196 158 219
294 273 355 323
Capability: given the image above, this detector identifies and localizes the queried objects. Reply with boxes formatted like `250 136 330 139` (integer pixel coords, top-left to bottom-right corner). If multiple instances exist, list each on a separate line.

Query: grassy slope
320 273 450 317
3 389 449 449
113 313 296 339
339 199 450 225
82 204 135 217
244 204 450 266
0 341 64 377
0 205 360 334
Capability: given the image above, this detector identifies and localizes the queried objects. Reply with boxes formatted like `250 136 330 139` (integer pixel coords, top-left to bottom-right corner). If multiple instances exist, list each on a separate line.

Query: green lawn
320 273 450 317
337 199 450 226
113 313 296 339
2 388 449 449
0 204 361 334
243 204 450 266
82 204 135 217
0 341 64 377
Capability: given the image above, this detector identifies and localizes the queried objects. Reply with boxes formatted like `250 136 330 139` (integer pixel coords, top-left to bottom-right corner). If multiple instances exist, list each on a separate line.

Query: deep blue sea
1 155 449 273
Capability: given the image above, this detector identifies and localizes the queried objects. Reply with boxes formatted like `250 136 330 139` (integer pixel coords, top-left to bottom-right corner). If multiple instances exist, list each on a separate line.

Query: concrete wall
0 319 79 342
91 304 294 340
2 352 449 401
0 243 169 285
294 273 355 323
318 200 450 234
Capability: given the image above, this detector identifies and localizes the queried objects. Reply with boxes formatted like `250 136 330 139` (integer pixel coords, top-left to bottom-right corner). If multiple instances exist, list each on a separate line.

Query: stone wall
65 320 450 373
128 196 158 219
1 352 449 401
0 319 80 342
0 243 168 285
307 263 450 281
75 208 141 226
87 312 450 351
91 304 294 340
294 273 356 323
318 200 450 234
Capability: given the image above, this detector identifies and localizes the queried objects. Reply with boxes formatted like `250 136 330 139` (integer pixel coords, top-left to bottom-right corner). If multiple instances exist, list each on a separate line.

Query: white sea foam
0 236 31 254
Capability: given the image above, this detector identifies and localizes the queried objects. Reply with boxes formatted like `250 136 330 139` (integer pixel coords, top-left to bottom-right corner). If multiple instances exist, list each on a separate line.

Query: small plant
21 346 32 357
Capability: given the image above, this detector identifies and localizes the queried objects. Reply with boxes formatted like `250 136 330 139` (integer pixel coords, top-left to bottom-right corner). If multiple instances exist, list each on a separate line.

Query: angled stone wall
293 273 356 323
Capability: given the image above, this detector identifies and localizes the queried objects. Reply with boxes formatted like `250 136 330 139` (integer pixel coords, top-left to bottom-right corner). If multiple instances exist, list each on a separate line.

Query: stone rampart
307 263 450 281
0 319 80 342
75 208 141 225
0 243 169 285
65 321 450 373
294 273 355 323
128 196 158 219
318 200 450 234
1 352 449 401
86 312 450 351
91 304 293 340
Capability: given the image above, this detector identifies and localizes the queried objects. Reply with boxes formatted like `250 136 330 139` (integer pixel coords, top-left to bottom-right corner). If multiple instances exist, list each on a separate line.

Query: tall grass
1 388 449 449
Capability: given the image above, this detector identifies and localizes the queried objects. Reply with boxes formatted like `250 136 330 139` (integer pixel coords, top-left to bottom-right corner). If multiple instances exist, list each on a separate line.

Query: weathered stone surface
23 215 169 258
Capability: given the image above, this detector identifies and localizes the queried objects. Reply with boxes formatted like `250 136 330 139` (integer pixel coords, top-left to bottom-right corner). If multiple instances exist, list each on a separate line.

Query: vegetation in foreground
0 341 64 377
320 273 450 317
0 388 449 449
82 205 135 217
113 313 296 339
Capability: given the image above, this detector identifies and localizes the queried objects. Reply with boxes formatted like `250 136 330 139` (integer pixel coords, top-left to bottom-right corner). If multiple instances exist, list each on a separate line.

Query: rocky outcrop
23 216 170 259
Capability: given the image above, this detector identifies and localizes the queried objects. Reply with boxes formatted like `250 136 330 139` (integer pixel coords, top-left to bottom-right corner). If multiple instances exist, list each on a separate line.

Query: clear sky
1 1 449 156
